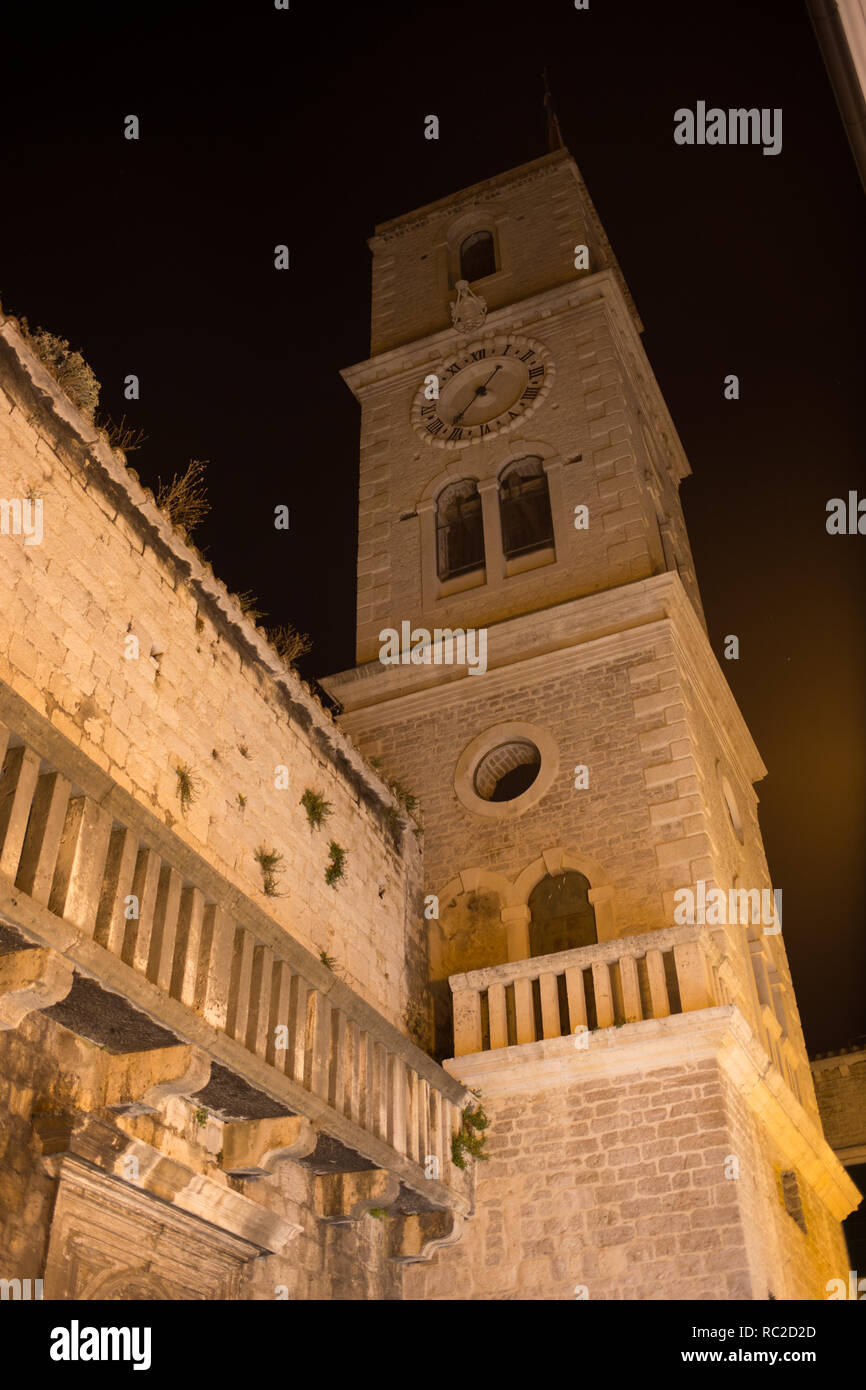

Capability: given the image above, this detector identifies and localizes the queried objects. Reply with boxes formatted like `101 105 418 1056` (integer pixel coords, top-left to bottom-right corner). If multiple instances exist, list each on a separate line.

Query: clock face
412 337 552 447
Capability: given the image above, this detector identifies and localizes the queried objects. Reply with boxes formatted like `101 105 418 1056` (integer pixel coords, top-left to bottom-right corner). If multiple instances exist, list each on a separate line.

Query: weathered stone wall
0 1008 400 1299
812 1050 866 1157
721 1073 852 1302
346 639 665 935
402 1035 851 1302
0 316 423 1032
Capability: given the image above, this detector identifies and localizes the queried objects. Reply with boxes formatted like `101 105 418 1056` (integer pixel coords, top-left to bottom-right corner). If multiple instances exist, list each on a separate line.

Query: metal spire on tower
543 68 565 151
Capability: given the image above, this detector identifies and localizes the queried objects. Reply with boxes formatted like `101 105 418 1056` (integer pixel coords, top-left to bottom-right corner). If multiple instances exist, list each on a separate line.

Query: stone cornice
811 1046 866 1073
325 572 679 715
340 270 620 397
324 573 766 788
47 1148 300 1257
444 1004 861 1222
339 271 687 489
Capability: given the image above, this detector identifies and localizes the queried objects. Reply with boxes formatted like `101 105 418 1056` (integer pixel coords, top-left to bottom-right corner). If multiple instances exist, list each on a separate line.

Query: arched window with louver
459 230 496 283
499 456 554 559
436 478 485 581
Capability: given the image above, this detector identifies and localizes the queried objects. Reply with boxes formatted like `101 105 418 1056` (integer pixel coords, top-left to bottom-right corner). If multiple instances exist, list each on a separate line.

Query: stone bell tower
324 148 859 1300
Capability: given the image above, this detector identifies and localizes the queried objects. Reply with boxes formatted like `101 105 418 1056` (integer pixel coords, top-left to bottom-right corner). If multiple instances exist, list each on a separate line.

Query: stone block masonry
0 316 422 1033
403 1013 853 1301
811 1048 866 1164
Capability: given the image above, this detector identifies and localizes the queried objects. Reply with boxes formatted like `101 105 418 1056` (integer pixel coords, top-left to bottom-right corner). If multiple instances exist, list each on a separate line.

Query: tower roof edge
371 148 574 241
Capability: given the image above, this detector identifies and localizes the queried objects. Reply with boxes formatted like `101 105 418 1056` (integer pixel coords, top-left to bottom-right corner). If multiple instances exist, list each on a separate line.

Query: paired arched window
436 478 484 581
459 230 496 283
529 871 598 958
499 456 554 559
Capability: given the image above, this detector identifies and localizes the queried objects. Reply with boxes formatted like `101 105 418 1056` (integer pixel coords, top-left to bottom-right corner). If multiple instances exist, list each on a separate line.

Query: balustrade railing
450 924 730 1057
0 704 469 1211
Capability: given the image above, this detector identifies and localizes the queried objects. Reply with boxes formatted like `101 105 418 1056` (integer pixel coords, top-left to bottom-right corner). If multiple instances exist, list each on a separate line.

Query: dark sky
0 0 863 1054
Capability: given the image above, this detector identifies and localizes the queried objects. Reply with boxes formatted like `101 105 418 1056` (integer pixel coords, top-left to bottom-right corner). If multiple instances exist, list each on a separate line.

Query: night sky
1 0 863 1055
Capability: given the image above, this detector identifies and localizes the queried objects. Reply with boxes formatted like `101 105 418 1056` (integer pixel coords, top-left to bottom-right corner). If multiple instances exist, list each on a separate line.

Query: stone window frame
438 208 512 294
435 847 616 968
454 721 559 821
416 439 566 607
497 452 560 578
458 229 496 283
434 476 485 582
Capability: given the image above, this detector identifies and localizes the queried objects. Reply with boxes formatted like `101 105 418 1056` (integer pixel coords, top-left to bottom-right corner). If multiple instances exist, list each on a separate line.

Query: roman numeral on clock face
448 427 464 441
528 365 544 380
521 386 541 402
518 349 535 363
470 348 487 360
425 418 446 435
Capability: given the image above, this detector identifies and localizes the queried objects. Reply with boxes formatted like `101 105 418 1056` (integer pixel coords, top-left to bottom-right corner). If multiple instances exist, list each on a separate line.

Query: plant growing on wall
269 622 312 668
368 759 423 836
324 841 347 888
98 413 148 454
318 950 338 970
18 316 101 418
255 845 284 897
389 779 419 820
174 761 199 815
301 789 332 830
236 589 268 625
156 458 210 540
451 1100 490 1170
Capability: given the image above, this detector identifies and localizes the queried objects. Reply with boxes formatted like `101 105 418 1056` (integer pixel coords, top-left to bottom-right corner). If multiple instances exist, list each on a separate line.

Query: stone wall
347 639 664 935
402 1019 852 1301
0 315 423 1033
812 1049 866 1159
0 1008 400 1299
368 152 618 356
351 287 703 666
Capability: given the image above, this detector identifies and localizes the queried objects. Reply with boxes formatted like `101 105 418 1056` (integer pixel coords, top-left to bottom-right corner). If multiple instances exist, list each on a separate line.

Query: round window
473 740 541 802
454 722 559 819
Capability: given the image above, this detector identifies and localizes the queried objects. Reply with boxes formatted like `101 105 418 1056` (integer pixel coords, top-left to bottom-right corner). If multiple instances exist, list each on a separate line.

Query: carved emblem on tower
449 279 487 334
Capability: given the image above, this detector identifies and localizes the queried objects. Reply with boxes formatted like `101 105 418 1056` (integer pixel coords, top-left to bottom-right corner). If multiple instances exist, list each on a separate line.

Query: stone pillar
502 904 531 962
477 477 505 587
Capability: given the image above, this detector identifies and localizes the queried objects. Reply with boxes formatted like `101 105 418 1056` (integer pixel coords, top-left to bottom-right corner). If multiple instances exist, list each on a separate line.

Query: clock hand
452 365 503 424
476 364 502 394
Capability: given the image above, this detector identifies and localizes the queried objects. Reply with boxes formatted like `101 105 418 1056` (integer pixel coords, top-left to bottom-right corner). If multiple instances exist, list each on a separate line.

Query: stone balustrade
0 688 471 1218
450 923 730 1057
